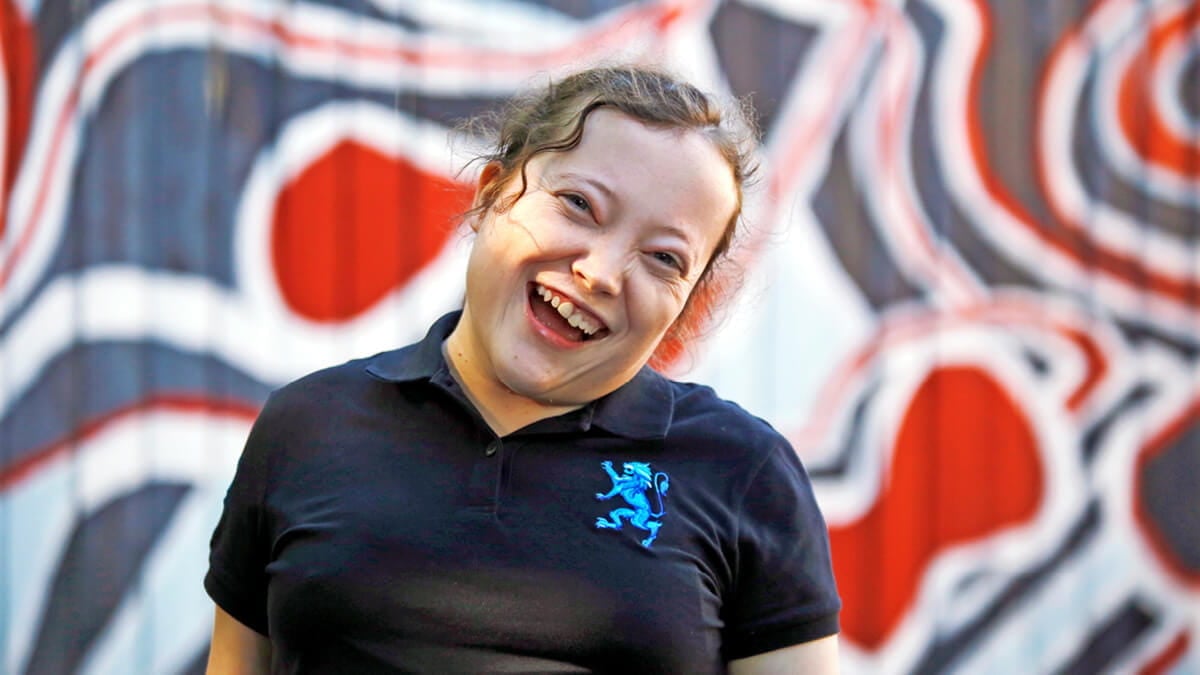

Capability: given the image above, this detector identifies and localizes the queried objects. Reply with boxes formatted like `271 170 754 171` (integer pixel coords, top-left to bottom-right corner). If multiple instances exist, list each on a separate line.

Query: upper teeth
536 285 601 335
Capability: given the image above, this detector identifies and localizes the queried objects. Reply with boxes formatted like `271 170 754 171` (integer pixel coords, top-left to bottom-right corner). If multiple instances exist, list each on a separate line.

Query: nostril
571 258 620 295
572 263 596 292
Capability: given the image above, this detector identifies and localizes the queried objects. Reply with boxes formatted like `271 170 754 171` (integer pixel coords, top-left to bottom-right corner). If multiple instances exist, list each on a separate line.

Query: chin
496 363 596 407
505 380 584 407
495 362 569 401
492 335 650 405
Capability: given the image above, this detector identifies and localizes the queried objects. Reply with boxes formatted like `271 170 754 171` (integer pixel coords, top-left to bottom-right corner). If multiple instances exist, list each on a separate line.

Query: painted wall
1 1 1197 672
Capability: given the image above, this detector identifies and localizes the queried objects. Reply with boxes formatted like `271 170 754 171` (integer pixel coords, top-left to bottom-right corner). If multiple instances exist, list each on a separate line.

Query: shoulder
665 378 790 456
657 377 809 500
262 311 449 414
263 356 374 413
253 347 414 438
234 348 417 484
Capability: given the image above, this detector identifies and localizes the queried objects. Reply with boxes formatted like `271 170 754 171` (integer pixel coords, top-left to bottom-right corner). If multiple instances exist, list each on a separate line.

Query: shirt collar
364 311 458 383
364 311 674 440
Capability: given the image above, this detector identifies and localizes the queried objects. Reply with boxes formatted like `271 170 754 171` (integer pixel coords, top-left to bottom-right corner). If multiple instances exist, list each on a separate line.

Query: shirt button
485 440 500 457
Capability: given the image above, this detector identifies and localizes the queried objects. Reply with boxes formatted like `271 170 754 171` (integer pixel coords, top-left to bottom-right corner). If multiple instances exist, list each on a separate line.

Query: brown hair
462 64 759 369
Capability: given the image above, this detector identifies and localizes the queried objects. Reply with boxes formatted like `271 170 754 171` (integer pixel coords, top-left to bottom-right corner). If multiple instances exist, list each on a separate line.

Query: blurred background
1 0 1198 672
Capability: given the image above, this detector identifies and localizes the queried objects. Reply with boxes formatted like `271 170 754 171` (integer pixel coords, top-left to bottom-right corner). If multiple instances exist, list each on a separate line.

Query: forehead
534 109 738 241
541 108 731 175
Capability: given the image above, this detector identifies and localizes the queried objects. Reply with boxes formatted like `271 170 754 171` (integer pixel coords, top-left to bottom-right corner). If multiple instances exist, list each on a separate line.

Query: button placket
469 438 522 514
464 437 501 509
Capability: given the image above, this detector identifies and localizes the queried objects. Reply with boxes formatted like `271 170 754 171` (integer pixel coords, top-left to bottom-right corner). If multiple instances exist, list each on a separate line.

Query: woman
206 65 841 673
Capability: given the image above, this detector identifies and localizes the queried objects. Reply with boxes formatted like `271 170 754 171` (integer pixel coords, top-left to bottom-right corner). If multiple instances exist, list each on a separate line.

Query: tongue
531 297 585 342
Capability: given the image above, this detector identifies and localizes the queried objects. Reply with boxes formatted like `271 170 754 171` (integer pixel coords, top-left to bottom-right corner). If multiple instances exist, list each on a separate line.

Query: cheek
660 282 702 331
472 216 531 276
465 240 517 308
661 276 696 312
500 196 560 240
630 283 691 335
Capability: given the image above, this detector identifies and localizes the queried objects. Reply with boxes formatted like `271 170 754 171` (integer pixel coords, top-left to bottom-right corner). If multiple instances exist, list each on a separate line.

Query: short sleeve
722 440 841 660
204 393 281 636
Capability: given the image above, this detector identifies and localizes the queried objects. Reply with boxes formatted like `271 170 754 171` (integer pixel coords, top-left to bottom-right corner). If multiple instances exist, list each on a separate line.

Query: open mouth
528 283 609 343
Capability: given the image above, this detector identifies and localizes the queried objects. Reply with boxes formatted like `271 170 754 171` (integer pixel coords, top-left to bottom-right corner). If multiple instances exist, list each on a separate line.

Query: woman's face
453 108 738 407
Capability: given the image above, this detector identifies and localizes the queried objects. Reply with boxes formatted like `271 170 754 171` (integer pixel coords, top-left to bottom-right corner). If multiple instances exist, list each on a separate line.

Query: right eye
562 193 591 213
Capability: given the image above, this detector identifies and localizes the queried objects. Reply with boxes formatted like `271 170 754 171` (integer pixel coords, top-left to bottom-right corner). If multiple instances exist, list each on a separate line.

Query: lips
528 283 609 343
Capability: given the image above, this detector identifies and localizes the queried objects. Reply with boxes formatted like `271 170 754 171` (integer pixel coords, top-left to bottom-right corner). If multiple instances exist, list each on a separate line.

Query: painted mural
0 0 1197 672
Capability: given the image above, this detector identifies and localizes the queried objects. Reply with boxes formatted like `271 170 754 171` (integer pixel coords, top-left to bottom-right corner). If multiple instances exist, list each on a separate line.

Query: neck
441 332 580 437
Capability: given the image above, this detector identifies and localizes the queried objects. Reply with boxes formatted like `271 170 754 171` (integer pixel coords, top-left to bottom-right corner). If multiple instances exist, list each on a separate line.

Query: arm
595 461 621 499
728 635 839 675
725 438 842 674
206 392 282 674
206 604 271 675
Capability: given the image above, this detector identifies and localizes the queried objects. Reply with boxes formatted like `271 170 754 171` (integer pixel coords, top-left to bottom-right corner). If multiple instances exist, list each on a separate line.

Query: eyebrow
553 171 617 203
655 222 700 245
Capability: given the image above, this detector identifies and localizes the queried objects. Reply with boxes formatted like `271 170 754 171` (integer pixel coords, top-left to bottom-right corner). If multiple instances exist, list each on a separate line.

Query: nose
571 246 623 296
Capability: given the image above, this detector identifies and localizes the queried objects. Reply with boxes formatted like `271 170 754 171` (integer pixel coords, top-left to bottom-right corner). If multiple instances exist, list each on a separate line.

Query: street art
0 0 1196 672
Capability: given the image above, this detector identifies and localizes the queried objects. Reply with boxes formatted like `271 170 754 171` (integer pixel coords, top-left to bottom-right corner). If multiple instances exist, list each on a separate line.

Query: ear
468 161 505 232
477 160 503 194
472 161 504 209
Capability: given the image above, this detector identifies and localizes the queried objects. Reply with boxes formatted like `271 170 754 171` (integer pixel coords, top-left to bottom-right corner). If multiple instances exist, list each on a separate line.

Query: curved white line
1044 6 1200 276
362 0 578 41
78 490 231 675
1 0 638 326
0 254 467 422
813 321 1091 666
922 0 1098 290
232 100 466 333
920 0 1200 337
1153 27 1200 141
1092 1 1200 208
850 7 983 305
5 407 249 675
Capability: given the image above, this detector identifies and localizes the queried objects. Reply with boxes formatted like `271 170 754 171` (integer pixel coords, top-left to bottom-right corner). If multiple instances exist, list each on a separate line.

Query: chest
261 428 735 672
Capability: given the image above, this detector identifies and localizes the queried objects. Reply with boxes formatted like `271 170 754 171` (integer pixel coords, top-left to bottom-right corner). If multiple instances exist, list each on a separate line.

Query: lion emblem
594 460 671 547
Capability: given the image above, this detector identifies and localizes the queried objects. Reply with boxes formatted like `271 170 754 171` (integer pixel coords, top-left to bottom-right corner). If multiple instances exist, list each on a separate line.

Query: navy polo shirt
206 312 840 673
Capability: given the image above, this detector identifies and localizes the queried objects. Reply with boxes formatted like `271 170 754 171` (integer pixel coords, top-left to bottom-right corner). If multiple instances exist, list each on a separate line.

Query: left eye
652 251 682 270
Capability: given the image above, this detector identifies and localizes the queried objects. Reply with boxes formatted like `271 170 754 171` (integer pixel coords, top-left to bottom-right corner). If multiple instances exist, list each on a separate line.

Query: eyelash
652 251 684 271
563 193 591 213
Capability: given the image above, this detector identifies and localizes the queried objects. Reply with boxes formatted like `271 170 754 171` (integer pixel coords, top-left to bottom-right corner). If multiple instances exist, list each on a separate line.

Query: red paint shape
1031 3 1200 306
1063 327 1107 412
1139 631 1190 675
271 141 471 322
1117 7 1200 178
1 1 36 236
830 365 1045 649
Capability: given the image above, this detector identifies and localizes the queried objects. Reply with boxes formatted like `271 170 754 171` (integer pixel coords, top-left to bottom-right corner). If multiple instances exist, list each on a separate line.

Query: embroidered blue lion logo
594 460 670 547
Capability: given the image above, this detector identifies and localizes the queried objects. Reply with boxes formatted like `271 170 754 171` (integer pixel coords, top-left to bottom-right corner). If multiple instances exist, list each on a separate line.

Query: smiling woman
204 65 841 674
